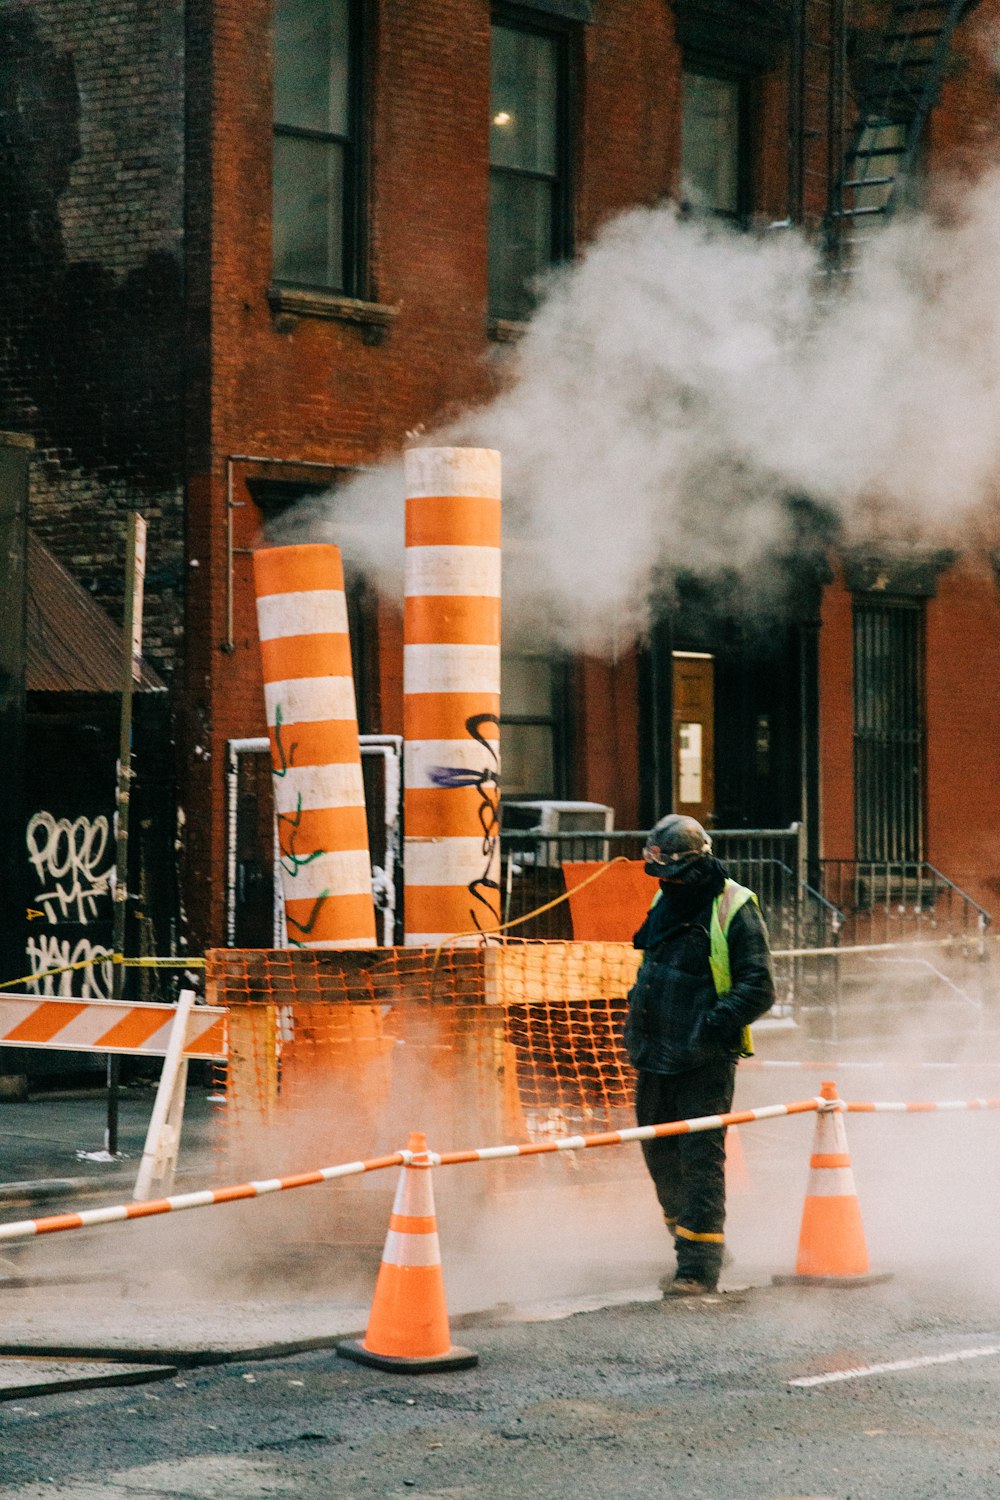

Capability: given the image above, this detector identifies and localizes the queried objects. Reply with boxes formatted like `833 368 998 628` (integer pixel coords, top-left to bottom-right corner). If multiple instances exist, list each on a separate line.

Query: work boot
663 1277 716 1297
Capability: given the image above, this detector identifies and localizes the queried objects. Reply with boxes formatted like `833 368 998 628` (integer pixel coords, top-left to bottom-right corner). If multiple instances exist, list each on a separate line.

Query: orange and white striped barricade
338 1131 477 1372
253 543 377 949
402 446 502 945
774 1080 890 1287
0 989 227 1199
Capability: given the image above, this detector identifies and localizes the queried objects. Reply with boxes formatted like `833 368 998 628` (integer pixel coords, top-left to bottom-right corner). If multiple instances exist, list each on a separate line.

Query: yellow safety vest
648 878 758 1057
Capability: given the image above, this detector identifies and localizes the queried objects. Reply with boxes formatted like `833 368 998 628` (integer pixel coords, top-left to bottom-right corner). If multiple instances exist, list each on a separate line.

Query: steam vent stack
403 447 502 946
253 543 377 949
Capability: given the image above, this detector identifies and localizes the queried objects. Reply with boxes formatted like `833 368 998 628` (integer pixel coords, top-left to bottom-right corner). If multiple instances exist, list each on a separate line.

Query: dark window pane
501 723 556 798
502 655 555 717
490 25 558 175
274 0 350 134
681 72 740 215
489 171 554 320
273 134 345 288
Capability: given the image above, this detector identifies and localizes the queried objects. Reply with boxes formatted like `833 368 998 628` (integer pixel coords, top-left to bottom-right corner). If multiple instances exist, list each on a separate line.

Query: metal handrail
922 863 993 928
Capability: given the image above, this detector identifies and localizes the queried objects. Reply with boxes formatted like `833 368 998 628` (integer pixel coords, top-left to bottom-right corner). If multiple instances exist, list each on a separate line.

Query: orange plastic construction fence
208 941 643 1183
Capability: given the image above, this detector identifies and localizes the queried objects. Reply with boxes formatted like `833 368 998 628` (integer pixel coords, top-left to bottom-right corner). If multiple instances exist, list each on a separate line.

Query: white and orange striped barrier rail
844 1097 1000 1112
745 1059 1000 1071
0 992 226 1060
253 543 377 950
403 446 502 946
5 1090 1000 1246
0 1098 822 1244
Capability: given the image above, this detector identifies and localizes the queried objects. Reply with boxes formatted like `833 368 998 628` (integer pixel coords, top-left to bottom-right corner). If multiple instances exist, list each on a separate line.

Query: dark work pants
635 1058 737 1286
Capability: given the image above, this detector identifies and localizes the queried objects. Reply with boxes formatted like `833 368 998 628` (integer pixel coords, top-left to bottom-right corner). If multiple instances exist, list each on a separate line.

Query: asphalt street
3 1276 1000 1499
4 1059 1000 1497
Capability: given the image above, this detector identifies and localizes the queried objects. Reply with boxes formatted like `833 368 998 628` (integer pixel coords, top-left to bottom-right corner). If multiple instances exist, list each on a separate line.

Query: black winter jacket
624 873 775 1076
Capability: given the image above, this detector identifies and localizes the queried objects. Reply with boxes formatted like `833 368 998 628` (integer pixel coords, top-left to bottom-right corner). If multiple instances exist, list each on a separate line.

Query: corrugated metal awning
26 532 166 694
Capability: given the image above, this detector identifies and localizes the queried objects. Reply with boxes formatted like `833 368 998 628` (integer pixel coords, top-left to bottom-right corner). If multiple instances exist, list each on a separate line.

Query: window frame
271 0 368 298
500 650 572 801
679 56 755 225
488 3 575 323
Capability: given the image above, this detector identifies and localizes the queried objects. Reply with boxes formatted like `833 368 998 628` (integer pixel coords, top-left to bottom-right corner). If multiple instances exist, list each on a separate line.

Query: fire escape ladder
829 0 969 263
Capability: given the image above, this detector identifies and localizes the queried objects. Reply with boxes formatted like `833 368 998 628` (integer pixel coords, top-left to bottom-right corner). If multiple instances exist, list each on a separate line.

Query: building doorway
672 651 715 827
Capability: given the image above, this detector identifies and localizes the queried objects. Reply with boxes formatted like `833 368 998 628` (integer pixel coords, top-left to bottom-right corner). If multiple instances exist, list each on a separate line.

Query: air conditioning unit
503 800 614 866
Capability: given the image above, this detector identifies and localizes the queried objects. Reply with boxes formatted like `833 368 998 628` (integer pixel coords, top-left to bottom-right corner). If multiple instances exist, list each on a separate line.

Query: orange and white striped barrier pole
338 1131 477 1371
6 1091 999 1249
253 543 377 949
774 1080 890 1287
402 446 502 945
0 1098 823 1244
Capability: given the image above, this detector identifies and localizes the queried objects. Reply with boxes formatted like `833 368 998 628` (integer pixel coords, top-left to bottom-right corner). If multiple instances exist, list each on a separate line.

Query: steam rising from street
284 170 1000 654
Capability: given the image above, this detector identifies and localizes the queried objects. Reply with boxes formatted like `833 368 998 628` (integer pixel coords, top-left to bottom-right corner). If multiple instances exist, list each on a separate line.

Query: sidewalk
0 1083 221 1209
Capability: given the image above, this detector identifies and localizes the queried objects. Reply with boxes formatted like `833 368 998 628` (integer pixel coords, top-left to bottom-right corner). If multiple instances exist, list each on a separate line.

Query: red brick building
2 0 998 962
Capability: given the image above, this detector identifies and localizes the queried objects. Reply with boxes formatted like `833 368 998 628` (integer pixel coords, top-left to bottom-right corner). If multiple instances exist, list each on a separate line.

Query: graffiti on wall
24 810 114 996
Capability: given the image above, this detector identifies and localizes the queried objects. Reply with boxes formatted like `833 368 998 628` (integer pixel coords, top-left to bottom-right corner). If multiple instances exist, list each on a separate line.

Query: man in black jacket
625 814 775 1295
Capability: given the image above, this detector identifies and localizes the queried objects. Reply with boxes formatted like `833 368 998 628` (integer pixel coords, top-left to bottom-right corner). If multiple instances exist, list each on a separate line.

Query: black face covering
656 855 727 914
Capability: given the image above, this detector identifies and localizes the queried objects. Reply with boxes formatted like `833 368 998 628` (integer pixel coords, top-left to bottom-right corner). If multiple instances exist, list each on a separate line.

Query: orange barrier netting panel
0 1097 824 1245
208 943 644 1178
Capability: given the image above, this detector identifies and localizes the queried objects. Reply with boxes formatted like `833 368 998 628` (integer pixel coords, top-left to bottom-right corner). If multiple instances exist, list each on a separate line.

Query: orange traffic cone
725 1125 749 1193
774 1081 890 1287
338 1133 478 1372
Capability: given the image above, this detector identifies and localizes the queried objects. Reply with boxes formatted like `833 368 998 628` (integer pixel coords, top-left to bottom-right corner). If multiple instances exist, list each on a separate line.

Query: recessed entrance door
672 653 715 827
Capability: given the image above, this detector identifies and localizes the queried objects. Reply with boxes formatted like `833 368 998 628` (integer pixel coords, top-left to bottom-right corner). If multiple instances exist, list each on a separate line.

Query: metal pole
107 512 146 1155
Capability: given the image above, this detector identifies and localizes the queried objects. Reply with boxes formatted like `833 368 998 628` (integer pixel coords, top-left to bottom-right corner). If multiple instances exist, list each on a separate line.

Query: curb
0 1359 178 1402
0 1176 137 1210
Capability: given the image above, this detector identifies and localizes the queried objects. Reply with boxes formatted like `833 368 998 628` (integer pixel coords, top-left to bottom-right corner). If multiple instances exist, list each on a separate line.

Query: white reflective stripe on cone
382 1230 443 1268
404 739 500 786
273 764 366 813
405 546 501 597
806 1167 859 1197
404 837 502 886
264 677 358 725
403 644 500 695
404 447 501 499
275 849 374 899
256 590 350 640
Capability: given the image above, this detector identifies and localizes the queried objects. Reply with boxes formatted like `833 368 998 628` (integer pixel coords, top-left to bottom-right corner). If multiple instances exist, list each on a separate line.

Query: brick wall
181 0 693 940
925 559 1000 913
0 0 186 674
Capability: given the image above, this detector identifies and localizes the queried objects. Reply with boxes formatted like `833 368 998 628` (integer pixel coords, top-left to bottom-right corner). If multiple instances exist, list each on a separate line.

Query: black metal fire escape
790 1 973 266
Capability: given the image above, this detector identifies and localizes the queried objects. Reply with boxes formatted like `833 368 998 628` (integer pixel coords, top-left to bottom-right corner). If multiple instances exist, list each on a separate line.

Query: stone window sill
268 285 399 344
487 316 528 344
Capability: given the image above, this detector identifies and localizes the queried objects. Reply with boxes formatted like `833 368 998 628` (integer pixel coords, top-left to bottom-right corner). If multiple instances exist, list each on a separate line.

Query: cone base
336 1338 478 1373
772 1270 893 1288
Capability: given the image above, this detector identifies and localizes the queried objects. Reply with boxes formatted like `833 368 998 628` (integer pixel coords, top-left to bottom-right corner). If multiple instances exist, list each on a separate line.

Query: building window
853 597 925 864
272 0 362 294
501 653 567 798
680 68 748 220
489 15 571 322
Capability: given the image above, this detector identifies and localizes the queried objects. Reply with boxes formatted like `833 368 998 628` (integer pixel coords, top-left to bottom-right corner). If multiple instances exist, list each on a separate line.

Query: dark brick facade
0 0 186 673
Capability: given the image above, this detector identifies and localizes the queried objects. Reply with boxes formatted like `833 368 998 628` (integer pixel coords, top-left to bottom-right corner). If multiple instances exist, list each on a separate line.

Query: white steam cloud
280 170 1000 655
